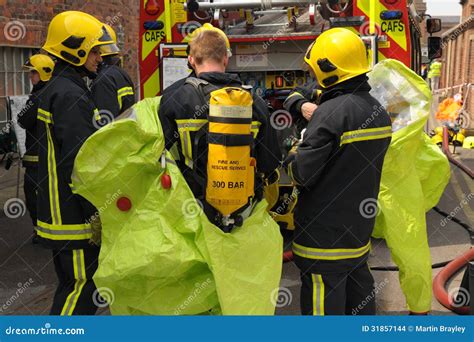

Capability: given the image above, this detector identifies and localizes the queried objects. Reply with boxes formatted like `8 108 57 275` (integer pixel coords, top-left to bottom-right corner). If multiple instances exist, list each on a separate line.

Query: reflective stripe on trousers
292 241 371 260
312 274 325 316
60 250 86 315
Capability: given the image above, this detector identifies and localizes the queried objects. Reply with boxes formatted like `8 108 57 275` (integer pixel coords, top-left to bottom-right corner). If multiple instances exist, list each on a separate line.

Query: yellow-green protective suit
72 97 283 315
368 60 450 313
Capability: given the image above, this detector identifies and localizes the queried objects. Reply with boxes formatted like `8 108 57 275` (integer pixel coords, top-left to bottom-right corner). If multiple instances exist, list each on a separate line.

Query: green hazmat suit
368 60 450 313
72 97 283 315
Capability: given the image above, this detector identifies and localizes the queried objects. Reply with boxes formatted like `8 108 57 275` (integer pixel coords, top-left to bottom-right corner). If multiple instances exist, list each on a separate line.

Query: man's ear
223 55 229 69
188 55 195 69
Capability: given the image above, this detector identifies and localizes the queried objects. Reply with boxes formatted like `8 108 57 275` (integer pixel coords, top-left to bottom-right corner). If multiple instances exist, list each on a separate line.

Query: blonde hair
189 30 227 65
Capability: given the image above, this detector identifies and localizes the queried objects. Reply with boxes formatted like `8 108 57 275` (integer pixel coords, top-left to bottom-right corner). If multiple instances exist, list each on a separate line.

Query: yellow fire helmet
100 23 120 57
189 23 232 57
23 54 55 82
42 11 118 66
304 28 370 88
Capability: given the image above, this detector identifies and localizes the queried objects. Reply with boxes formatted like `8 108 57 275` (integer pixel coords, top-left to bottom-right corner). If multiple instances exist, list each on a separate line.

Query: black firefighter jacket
287 75 392 273
91 63 135 118
158 72 281 202
36 62 98 250
17 82 45 168
283 80 320 133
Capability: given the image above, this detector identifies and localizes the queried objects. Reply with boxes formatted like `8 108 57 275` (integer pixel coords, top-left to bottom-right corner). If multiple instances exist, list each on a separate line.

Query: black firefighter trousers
23 167 37 226
300 262 376 315
50 247 100 315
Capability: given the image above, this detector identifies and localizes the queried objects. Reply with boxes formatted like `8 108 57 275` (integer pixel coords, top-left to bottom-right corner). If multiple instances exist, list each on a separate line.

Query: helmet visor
22 59 35 71
100 43 120 56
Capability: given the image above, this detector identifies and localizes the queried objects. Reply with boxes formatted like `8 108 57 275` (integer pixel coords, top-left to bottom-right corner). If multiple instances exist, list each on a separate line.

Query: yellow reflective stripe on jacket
340 126 392 146
37 108 53 124
286 91 305 101
117 86 134 110
176 119 208 168
45 123 61 225
93 108 101 121
23 155 38 162
250 121 261 138
312 274 325 316
61 250 87 315
292 241 371 260
175 119 262 168
36 221 92 240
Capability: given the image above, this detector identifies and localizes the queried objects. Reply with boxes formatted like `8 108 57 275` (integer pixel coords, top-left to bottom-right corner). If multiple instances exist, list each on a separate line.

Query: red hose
442 127 474 179
283 250 294 263
433 248 473 315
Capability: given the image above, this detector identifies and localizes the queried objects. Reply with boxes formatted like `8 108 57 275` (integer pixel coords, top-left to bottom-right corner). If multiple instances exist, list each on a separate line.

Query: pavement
0 147 472 316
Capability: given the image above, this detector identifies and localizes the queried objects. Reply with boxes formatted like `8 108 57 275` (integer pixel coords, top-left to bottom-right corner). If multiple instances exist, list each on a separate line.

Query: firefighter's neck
195 61 226 76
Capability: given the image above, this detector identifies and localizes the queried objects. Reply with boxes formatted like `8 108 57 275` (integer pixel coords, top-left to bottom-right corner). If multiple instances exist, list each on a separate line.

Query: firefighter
36 10 116 315
17 54 55 243
284 28 392 315
158 28 280 231
161 24 230 97
428 58 442 91
91 24 135 119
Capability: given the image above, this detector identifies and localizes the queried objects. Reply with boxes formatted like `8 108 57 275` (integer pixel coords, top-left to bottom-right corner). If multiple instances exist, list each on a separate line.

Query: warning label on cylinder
211 160 247 173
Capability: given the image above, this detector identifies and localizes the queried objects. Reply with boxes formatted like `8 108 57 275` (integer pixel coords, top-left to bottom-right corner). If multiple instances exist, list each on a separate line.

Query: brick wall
439 0 474 129
461 0 474 19
0 0 140 89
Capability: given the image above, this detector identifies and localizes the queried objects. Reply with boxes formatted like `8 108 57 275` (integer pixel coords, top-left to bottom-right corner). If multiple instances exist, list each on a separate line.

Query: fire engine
138 0 440 99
